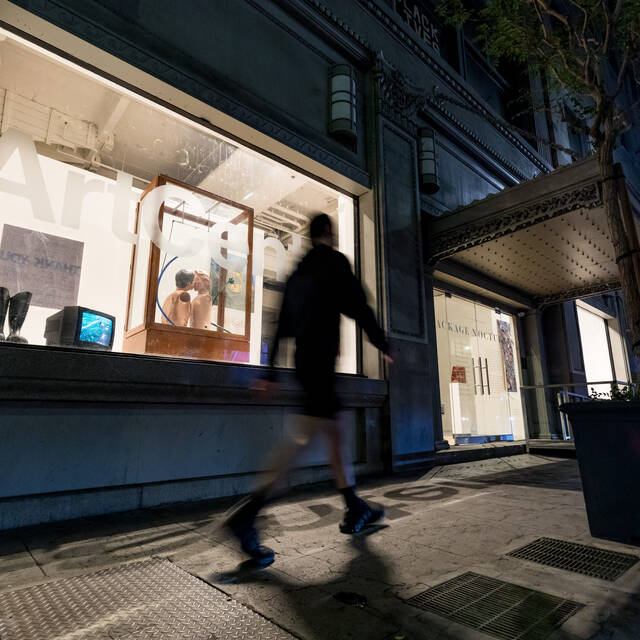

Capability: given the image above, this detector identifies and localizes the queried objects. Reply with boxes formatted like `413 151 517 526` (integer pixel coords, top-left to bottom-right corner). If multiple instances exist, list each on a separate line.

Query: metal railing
520 380 633 441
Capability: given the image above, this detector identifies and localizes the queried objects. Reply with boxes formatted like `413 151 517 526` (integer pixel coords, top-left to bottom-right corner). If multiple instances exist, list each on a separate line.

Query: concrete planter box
560 402 640 546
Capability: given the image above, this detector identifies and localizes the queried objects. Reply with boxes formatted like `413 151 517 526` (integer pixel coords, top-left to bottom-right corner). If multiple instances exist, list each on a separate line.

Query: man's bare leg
322 416 351 489
322 417 384 533
224 413 322 565
253 413 321 494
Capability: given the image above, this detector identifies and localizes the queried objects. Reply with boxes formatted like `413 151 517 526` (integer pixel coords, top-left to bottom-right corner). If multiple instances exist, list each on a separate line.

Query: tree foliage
437 0 640 146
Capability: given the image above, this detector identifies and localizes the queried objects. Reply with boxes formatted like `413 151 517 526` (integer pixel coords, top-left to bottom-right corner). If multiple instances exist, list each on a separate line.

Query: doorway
434 290 526 445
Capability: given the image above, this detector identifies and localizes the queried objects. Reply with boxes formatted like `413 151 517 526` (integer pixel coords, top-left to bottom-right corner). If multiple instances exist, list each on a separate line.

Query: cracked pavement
1 454 639 639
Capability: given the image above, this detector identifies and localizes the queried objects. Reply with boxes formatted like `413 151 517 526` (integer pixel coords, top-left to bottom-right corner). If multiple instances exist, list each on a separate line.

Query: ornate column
521 310 554 439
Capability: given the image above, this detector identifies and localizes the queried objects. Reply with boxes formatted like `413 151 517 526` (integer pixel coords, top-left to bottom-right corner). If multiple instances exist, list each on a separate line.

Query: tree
437 0 640 357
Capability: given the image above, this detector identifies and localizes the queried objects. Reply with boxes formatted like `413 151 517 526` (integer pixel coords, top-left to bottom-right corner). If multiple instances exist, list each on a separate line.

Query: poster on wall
451 366 467 383
0 224 84 308
497 319 518 392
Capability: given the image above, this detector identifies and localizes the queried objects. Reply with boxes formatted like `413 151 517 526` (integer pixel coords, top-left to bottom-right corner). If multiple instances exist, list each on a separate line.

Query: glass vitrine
124 175 253 362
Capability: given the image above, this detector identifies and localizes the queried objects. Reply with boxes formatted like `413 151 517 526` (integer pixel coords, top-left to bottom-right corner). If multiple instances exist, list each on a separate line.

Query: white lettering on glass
263 236 288 281
209 220 249 271
107 171 138 244
140 184 205 259
61 172 105 228
0 128 56 223
0 129 300 281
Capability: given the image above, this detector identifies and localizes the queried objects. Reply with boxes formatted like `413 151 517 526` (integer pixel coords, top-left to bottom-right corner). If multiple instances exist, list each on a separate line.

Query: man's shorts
295 355 340 419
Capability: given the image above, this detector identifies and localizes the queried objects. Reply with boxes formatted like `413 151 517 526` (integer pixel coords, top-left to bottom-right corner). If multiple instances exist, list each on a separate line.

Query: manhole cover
405 572 582 640
0 558 295 640
507 537 639 581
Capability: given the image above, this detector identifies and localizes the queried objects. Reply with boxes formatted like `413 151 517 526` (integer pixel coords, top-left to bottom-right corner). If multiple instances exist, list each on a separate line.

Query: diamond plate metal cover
0 558 295 639
507 537 640 581
405 572 582 640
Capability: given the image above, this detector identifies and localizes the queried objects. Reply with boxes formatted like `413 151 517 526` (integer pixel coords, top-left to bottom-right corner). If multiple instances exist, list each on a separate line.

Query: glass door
435 290 526 444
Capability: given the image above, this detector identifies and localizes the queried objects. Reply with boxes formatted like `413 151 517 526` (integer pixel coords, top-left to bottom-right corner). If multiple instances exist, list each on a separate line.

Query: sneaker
223 498 275 567
339 500 385 534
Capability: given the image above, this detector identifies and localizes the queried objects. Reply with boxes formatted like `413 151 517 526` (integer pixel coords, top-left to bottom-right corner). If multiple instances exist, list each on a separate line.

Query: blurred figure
224 213 392 566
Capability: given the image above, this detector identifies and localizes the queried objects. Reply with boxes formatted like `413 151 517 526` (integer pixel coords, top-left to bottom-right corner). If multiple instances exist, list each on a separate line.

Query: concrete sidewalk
1 454 639 639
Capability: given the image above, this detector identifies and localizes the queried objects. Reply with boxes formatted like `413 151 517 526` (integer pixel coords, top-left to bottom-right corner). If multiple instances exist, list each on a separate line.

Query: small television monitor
44 306 115 351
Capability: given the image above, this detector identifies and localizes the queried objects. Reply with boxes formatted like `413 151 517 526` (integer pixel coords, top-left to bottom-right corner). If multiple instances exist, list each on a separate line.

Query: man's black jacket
269 243 389 371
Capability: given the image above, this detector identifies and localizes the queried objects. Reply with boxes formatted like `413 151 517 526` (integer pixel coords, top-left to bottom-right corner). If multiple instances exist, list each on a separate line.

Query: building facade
0 0 637 529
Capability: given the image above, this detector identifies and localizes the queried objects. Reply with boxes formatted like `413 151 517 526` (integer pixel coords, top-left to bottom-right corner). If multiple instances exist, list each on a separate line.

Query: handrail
521 380 631 390
524 379 634 443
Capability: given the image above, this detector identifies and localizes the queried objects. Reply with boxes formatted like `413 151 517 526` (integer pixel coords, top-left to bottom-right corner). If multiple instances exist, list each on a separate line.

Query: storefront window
434 290 526 445
577 302 629 396
0 30 357 373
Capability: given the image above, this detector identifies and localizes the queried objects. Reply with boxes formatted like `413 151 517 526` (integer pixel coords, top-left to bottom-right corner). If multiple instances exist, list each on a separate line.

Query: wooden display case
123 175 254 362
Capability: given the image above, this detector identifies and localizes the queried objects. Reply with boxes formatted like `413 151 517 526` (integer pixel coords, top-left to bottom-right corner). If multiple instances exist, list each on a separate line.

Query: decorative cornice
355 0 552 176
535 281 621 306
428 181 603 262
372 52 421 135
420 193 448 218
423 96 530 182
246 0 334 64
370 52 533 181
303 0 374 53
8 0 370 186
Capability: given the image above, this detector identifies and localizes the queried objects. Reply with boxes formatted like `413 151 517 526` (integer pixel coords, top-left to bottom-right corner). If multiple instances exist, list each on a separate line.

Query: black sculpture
0 287 9 341
6 291 32 343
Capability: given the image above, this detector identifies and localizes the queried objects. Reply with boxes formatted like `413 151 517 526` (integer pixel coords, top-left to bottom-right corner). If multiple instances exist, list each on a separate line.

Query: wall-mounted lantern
418 127 439 194
329 64 357 141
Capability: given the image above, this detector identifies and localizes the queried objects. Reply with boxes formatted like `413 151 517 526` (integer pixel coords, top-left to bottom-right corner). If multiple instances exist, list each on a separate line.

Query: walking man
225 213 392 566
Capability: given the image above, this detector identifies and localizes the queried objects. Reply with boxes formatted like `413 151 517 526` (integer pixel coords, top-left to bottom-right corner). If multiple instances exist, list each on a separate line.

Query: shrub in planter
560 384 640 546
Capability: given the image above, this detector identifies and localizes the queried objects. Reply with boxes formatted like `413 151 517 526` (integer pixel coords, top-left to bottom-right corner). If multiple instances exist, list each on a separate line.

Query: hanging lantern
329 64 357 140
419 127 440 194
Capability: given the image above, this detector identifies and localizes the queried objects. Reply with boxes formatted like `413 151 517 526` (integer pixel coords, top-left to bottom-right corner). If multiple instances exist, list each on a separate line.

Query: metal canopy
427 156 622 305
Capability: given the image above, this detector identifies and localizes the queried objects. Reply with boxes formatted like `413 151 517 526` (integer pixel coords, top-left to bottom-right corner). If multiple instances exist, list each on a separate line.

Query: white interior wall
0 150 138 349
577 304 615 395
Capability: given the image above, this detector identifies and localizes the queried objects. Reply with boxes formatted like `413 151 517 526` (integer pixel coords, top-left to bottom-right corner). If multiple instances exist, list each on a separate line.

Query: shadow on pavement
461 458 582 492
208 530 446 640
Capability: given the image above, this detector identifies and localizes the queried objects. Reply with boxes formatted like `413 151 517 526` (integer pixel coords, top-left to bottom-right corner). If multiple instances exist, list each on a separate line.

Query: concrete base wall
0 460 379 530
0 402 386 530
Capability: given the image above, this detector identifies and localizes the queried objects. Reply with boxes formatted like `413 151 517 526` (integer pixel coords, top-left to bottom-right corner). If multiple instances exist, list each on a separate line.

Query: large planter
560 402 640 546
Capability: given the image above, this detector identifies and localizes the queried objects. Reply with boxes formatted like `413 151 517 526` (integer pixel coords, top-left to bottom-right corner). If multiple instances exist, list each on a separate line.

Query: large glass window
0 29 357 373
434 290 526 445
577 302 629 396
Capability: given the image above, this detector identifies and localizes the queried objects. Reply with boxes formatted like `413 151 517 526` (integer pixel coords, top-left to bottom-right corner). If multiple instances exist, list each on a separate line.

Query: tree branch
601 0 612 54
565 0 589 53
534 0 572 34
535 0 588 63
528 0 590 93
612 0 624 30
615 45 630 97
531 0 551 40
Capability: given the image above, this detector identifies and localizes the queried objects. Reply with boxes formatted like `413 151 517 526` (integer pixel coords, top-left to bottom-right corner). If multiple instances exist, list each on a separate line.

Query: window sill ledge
0 343 387 407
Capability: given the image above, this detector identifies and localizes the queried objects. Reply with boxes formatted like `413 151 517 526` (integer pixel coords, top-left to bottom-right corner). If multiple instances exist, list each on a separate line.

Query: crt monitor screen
77 311 114 347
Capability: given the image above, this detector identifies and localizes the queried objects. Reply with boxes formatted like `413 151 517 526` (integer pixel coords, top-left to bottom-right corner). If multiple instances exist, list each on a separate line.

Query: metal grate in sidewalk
405 571 582 640
0 558 295 640
507 537 639 581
